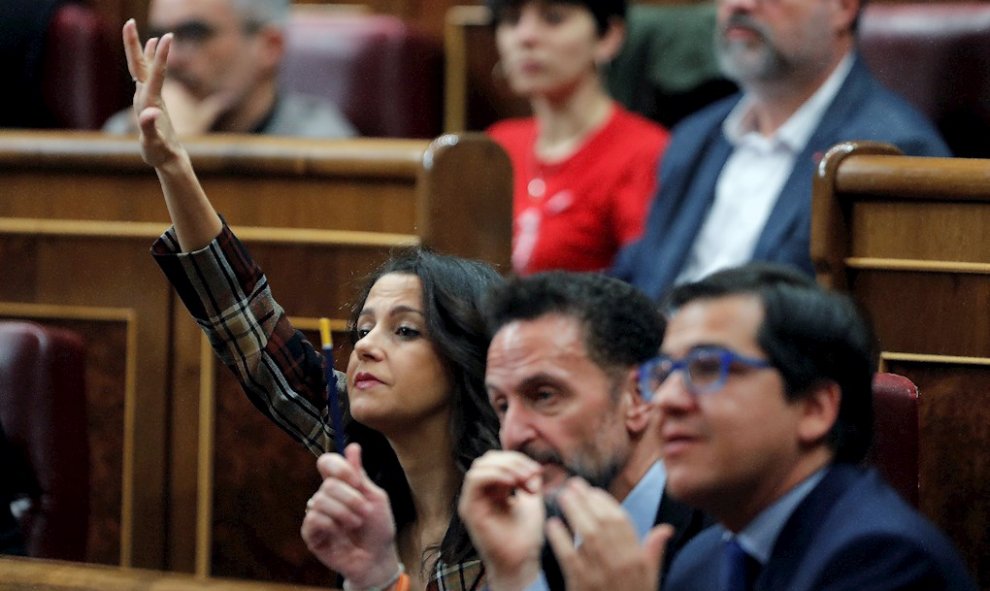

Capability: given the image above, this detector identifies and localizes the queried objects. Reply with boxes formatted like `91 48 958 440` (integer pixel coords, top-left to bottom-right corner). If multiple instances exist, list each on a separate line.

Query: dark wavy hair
486 0 627 36
484 271 664 383
344 248 503 571
662 263 877 464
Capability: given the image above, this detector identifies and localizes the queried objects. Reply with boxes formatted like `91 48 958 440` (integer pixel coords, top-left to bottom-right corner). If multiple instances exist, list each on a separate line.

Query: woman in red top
486 0 670 275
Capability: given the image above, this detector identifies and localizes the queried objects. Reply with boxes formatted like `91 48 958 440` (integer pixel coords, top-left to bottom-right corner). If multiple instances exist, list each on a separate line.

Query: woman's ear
594 17 626 66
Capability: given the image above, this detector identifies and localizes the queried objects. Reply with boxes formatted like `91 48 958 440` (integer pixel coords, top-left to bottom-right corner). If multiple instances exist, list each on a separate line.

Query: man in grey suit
610 0 948 300
104 0 354 138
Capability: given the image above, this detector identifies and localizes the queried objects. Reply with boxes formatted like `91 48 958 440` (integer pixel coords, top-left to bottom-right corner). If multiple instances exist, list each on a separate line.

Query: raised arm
123 18 221 251
131 17 333 454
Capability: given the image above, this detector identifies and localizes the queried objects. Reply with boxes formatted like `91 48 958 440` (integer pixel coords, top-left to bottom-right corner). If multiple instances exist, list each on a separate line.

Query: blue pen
319 318 346 453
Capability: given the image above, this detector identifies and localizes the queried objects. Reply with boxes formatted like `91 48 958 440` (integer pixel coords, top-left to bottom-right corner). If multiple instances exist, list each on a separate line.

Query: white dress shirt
675 53 854 285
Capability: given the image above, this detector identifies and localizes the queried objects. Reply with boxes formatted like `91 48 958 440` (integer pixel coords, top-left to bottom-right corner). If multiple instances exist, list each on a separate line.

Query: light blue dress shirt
726 467 828 565
521 461 668 591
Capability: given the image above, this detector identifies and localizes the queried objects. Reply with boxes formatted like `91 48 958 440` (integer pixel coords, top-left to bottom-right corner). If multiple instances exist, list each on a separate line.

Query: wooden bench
0 130 511 583
0 555 333 591
812 140 990 588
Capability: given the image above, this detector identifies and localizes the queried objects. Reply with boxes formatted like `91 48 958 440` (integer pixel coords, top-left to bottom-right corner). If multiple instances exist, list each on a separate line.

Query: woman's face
495 2 608 100
346 273 452 434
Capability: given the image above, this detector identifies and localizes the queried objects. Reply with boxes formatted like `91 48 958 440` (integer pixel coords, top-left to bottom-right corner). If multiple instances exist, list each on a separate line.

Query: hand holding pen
320 318 346 453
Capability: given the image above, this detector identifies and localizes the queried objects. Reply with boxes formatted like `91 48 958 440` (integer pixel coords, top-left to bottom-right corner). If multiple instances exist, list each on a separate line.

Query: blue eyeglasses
638 346 773 400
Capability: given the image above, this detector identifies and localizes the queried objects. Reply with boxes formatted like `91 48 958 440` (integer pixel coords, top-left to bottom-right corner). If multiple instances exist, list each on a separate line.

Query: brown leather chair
859 3 990 158
42 2 128 130
280 10 443 138
869 372 920 507
0 321 89 560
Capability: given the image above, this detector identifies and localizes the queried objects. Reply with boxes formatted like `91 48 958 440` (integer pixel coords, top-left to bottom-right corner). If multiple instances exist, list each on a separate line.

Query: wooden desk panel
0 130 511 582
0 556 334 591
812 141 990 588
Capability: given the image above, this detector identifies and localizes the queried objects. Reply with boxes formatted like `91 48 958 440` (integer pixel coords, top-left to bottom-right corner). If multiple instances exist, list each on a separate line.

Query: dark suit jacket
542 487 711 591
610 55 951 301
665 465 977 591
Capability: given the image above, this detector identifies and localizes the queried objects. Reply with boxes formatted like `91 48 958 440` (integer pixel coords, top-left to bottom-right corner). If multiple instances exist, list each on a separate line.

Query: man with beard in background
458 272 709 591
610 0 949 300
104 0 354 137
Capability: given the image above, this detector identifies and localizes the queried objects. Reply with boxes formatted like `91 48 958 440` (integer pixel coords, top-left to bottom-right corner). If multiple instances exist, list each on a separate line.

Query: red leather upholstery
869 372 920 507
860 3 990 157
280 11 443 138
0 321 89 560
42 2 127 130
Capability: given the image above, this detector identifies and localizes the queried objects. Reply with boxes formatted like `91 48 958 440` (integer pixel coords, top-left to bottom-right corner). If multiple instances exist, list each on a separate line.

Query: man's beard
715 13 788 83
519 442 624 493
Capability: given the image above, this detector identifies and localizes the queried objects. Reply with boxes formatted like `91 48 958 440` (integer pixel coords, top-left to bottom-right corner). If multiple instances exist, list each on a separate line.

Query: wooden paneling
0 555 334 591
0 232 171 570
0 130 511 581
0 305 132 566
812 141 990 589
881 355 990 591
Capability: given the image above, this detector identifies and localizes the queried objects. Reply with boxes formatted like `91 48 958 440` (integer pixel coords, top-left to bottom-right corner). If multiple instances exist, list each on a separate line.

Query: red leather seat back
0 321 89 560
869 372 920 507
42 3 127 129
280 11 443 138
860 3 990 157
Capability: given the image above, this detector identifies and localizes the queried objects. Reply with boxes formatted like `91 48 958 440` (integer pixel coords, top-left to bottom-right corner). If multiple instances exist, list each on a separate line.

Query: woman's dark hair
663 263 877 464
344 248 503 571
486 0 627 36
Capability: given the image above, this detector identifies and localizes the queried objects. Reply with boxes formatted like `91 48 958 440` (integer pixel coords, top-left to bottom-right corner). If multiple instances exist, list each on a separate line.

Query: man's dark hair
663 263 876 464
485 271 663 381
486 0 627 37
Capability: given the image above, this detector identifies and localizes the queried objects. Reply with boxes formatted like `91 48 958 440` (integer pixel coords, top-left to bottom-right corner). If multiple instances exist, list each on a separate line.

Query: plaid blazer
153 225 487 590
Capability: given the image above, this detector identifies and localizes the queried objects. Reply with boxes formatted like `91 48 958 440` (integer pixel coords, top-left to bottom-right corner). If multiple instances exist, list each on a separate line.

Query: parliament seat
0 1 125 130
280 9 443 138
0 321 89 560
870 372 920 507
42 3 125 130
859 3 990 158
811 141 990 588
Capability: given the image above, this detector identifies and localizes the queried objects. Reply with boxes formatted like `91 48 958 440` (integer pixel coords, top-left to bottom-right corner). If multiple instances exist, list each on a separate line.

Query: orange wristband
392 573 410 591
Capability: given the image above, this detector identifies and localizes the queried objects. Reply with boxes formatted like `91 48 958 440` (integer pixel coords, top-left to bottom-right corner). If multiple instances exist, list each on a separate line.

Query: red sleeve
611 123 669 244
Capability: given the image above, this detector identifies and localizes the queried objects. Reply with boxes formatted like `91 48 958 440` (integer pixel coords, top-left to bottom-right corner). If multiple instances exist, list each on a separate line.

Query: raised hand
301 444 402 588
545 478 672 591
458 450 545 591
122 18 182 168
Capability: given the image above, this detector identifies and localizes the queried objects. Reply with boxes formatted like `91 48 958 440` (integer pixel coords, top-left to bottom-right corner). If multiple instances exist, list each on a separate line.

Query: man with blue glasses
540 263 976 590
638 347 771 400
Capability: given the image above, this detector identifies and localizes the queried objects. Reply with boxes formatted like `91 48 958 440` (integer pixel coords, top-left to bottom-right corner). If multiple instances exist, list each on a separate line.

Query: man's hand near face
160 78 238 135
547 478 672 591
458 450 546 591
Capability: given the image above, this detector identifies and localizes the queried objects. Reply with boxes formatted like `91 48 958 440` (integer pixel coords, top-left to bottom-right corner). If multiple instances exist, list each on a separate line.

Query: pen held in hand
319 317 346 453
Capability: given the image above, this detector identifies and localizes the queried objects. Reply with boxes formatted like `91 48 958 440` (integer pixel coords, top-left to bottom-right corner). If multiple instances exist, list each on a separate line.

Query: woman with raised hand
122 20 500 590
486 0 669 275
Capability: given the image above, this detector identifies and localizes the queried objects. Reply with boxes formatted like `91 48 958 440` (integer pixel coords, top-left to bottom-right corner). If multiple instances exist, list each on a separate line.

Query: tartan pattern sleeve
151 224 342 456
428 559 486 591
